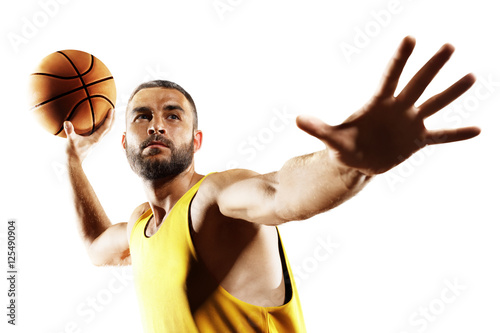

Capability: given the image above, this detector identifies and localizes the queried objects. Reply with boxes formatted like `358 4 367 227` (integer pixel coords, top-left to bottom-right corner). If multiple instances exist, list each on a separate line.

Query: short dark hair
127 80 198 129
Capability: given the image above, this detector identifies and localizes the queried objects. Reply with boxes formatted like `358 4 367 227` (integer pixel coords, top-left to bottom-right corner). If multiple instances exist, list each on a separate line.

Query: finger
417 73 476 119
397 43 455 106
374 36 416 98
296 115 332 141
425 126 481 145
296 115 355 153
94 108 115 137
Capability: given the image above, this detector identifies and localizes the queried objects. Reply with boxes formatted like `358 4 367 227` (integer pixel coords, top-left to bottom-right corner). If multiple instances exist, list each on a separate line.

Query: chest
190 202 286 306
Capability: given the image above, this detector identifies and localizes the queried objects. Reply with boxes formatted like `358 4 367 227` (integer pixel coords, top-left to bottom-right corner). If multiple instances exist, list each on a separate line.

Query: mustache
140 134 173 150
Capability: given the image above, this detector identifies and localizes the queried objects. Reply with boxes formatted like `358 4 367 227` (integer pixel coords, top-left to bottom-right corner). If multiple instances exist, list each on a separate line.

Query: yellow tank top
129 175 306 332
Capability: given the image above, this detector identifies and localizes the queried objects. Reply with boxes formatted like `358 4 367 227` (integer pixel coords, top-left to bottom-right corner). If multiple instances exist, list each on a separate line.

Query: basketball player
64 37 480 332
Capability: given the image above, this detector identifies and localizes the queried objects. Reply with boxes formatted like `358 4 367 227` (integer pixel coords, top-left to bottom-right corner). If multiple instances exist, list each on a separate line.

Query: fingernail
440 43 455 54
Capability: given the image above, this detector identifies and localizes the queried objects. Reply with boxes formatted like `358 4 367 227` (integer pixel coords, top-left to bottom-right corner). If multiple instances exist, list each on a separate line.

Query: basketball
29 50 116 138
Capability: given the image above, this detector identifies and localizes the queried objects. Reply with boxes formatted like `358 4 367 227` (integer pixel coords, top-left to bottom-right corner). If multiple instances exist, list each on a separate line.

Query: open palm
297 36 480 175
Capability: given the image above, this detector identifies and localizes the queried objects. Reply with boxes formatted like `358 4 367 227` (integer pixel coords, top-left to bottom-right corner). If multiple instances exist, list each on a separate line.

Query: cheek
126 126 144 142
123 133 142 152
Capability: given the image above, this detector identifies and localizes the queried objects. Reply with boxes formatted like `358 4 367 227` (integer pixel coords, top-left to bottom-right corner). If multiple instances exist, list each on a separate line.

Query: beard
125 134 194 181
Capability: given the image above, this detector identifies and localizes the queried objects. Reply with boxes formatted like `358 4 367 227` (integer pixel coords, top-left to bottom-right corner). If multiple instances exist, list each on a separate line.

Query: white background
1 0 499 332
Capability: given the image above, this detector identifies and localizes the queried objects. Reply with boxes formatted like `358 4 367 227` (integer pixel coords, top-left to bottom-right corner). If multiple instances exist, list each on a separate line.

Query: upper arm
213 169 286 226
88 203 149 266
88 222 131 266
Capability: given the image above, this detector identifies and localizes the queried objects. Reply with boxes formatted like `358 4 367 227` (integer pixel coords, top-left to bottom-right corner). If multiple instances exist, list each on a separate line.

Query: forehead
127 87 191 115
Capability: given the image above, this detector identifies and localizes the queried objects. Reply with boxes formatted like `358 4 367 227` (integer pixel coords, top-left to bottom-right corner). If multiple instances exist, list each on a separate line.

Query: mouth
140 135 173 153
147 141 168 148
145 140 169 149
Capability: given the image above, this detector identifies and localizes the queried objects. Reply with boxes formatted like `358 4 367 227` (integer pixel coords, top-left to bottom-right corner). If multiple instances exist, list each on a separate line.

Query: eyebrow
130 104 185 114
163 104 185 113
131 104 186 114
131 106 152 114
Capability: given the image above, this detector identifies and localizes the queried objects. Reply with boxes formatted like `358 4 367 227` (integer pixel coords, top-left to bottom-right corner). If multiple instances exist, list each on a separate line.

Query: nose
148 117 166 135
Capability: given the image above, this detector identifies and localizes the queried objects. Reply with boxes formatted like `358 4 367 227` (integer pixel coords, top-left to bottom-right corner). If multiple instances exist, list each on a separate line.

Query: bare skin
65 36 480 308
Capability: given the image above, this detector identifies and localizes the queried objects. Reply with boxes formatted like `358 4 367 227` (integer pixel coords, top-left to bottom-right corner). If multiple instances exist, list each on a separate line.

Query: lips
146 141 168 148
140 135 172 150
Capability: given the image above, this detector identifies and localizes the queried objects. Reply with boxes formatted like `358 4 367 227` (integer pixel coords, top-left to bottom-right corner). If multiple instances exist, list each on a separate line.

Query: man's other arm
217 36 480 225
216 151 369 225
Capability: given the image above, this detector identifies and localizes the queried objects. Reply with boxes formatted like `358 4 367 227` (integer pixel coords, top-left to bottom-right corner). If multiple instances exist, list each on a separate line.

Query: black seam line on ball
54 96 91 135
54 95 115 136
58 51 96 134
30 76 114 109
31 55 95 79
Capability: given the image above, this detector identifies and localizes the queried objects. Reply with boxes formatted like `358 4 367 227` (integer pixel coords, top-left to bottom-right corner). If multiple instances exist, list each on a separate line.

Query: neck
142 163 203 228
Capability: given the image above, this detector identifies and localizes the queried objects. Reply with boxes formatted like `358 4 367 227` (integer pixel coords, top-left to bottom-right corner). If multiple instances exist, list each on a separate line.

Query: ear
122 132 127 151
193 130 203 153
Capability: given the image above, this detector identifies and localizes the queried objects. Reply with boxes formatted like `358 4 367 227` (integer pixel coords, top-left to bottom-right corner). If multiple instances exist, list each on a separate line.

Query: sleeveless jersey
129 175 306 332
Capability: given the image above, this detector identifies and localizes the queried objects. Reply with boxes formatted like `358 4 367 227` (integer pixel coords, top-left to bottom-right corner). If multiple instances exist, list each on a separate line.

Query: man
64 36 480 332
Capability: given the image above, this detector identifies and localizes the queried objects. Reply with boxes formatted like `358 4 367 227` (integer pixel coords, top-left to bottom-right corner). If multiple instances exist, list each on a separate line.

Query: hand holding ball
29 50 116 137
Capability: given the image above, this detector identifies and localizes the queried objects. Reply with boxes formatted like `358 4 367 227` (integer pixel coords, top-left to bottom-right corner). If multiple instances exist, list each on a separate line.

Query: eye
135 114 151 121
167 114 180 120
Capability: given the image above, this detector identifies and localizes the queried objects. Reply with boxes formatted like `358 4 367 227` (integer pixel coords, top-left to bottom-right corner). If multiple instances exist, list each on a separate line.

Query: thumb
64 121 75 139
296 115 353 153
296 115 331 141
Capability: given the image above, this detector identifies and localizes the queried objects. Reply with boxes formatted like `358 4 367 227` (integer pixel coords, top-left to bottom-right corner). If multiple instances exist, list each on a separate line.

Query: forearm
67 156 112 249
274 149 372 221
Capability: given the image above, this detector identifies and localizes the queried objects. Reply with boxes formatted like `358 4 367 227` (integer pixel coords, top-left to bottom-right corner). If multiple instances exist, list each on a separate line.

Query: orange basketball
29 50 116 138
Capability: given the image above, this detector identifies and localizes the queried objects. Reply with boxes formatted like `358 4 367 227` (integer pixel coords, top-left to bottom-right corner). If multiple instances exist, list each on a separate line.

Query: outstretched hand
64 108 115 164
297 36 480 176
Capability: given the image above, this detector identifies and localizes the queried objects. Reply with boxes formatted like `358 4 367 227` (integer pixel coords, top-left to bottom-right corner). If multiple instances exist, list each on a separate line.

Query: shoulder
190 170 260 228
128 202 151 222
126 202 151 241
197 169 279 206
199 169 261 194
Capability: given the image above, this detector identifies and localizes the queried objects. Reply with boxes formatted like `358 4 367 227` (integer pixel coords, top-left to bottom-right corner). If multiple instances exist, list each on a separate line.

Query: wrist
66 151 83 168
327 151 372 190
